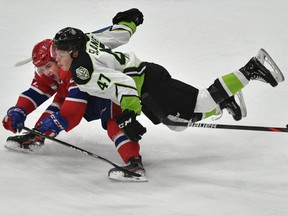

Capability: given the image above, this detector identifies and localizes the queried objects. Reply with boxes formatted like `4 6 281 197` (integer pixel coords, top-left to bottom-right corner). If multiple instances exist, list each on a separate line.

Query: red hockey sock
107 118 140 163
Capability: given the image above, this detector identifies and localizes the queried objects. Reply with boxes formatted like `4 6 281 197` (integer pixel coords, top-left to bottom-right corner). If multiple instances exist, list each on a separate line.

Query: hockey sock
107 118 140 163
204 105 222 118
192 106 221 122
118 142 140 163
208 71 249 104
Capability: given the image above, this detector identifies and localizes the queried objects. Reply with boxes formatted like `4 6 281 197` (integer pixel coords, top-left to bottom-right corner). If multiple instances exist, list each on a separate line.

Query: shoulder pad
71 51 93 85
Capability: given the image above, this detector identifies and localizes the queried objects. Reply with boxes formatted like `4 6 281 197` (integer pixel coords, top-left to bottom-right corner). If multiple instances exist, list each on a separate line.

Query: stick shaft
22 127 141 177
15 25 112 67
162 119 288 133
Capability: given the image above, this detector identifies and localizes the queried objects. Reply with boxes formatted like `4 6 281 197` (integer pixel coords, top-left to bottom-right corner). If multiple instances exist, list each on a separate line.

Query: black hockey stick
141 93 288 133
162 118 288 133
92 25 112 34
22 126 141 177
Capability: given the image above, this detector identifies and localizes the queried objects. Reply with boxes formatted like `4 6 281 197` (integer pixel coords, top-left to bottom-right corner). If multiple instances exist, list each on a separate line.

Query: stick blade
15 57 32 67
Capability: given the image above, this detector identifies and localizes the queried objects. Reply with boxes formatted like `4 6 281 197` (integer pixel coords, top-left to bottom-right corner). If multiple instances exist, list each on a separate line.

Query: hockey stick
162 119 288 133
22 126 141 177
141 93 288 133
92 25 112 34
15 57 33 67
15 25 112 67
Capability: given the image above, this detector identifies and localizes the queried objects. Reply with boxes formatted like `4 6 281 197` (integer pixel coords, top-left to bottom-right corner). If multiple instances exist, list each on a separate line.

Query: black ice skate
240 49 284 87
5 132 45 153
108 156 148 182
220 91 247 121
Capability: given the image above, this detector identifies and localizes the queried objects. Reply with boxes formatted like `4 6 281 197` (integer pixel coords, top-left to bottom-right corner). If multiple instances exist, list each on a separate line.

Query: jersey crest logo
75 66 90 80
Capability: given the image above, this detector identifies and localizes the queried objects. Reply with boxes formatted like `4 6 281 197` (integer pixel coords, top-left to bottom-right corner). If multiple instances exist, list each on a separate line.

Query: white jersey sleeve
93 24 134 50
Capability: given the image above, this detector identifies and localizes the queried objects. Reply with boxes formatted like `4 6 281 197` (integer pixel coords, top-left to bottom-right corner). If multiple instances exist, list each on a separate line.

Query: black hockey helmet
53 27 86 51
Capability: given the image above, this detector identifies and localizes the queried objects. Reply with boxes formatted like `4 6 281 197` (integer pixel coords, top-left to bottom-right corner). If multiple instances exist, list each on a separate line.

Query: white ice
1 0 288 215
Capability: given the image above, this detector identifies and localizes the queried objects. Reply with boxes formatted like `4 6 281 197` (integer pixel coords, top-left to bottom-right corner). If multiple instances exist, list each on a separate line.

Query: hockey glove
112 8 144 26
115 110 147 142
2 106 27 133
37 112 68 137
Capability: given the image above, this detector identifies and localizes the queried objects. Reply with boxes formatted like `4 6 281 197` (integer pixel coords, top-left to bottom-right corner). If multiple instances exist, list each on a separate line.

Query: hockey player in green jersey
46 8 284 180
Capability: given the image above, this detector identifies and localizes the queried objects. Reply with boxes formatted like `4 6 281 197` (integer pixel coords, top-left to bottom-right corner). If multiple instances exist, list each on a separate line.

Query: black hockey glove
112 8 144 26
115 110 147 142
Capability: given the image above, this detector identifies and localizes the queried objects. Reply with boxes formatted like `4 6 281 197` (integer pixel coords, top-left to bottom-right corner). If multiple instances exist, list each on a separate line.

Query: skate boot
220 91 247 121
240 56 278 87
5 132 45 153
108 156 148 182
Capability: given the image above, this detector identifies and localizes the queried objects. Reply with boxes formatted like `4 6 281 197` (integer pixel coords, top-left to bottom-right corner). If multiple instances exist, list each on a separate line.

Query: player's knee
194 88 218 113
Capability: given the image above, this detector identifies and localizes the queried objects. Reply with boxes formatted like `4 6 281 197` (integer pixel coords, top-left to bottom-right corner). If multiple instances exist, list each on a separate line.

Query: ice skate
240 49 284 87
220 91 247 121
256 48 285 83
108 156 148 182
5 132 45 153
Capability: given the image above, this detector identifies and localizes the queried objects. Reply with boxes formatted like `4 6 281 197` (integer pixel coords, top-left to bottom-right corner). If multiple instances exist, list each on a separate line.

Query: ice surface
1 0 288 215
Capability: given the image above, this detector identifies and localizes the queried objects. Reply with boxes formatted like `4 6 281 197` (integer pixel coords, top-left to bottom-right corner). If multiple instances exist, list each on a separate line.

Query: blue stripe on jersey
45 104 60 113
68 87 89 100
21 88 51 107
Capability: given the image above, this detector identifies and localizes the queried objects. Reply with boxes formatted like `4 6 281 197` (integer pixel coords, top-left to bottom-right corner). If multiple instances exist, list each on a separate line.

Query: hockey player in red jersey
3 39 65 149
47 8 284 180
2 39 145 181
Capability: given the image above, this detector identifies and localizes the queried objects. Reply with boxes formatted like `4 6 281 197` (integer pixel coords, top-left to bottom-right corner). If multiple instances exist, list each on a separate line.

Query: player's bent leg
106 118 147 182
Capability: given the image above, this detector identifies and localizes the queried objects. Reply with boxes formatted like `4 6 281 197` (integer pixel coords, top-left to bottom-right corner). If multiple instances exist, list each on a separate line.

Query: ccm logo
118 118 132 128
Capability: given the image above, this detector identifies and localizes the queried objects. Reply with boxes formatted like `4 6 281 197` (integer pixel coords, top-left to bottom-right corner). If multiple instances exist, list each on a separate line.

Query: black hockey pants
141 62 199 124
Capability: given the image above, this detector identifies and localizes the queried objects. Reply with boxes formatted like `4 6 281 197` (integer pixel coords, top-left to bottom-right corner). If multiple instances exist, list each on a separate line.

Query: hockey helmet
32 39 54 67
53 27 86 52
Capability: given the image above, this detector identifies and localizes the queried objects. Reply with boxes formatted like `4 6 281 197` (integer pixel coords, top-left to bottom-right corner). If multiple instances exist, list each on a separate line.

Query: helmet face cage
53 27 86 52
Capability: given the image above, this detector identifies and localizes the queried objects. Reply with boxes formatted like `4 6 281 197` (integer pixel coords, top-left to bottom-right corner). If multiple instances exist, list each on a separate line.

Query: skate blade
108 171 148 182
236 90 247 118
4 141 41 154
257 48 285 83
